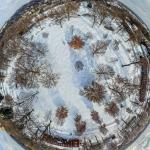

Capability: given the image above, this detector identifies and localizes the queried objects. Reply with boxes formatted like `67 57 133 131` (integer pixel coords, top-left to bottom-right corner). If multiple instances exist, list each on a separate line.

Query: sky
0 128 24 150
0 0 149 150
120 0 150 29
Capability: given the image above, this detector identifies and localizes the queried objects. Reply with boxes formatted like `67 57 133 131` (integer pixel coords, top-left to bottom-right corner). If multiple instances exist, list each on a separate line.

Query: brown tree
92 41 108 56
69 36 85 49
95 64 115 80
94 1 110 25
74 114 86 135
91 110 101 124
64 2 79 21
0 72 6 82
52 6 66 28
14 91 36 129
0 51 11 70
105 101 119 117
56 106 68 125
4 94 13 106
10 59 41 88
80 81 105 104
78 121 86 134
108 83 126 103
8 40 58 89
108 75 139 103
40 70 59 88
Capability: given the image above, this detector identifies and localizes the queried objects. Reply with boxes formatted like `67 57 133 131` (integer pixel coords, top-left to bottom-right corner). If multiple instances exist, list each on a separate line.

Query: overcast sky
120 0 150 29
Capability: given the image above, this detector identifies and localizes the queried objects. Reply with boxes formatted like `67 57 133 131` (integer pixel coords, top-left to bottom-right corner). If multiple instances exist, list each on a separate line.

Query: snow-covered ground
0 0 150 150
3 1 142 143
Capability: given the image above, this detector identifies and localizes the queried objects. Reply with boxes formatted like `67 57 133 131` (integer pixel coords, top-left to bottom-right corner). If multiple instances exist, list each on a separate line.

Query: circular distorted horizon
0 1 150 149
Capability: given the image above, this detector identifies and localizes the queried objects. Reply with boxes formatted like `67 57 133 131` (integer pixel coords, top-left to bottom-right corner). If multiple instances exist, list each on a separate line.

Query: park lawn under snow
0 0 150 149
13 3 142 139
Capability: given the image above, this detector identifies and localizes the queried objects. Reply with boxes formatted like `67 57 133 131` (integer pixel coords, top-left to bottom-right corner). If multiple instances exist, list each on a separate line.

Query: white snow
0 128 24 150
0 0 150 150
119 0 150 29
17 3 141 141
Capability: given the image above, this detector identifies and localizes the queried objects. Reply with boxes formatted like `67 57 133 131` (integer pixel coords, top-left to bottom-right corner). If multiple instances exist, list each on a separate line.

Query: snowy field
0 0 150 150
2 0 143 144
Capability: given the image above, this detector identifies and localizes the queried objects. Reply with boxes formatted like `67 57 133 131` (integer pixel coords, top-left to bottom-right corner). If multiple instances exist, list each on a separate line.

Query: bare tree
108 83 126 103
10 59 41 88
53 7 66 28
14 103 34 129
16 91 38 106
122 60 140 67
108 75 139 103
9 43 58 89
74 114 86 135
3 94 13 106
80 81 105 104
3 38 22 58
91 4 100 27
126 27 143 44
55 106 68 125
92 41 108 56
64 2 79 21
126 107 133 114
95 64 115 80
105 101 119 117
39 120 52 140
94 1 110 25
0 51 11 70
26 118 43 141
91 110 101 124
0 72 6 83
40 69 59 88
